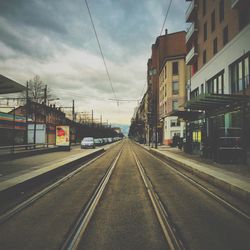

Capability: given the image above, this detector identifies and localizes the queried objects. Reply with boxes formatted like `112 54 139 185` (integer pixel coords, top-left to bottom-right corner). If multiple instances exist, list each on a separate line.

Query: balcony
186 46 198 65
186 23 198 44
185 0 197 22
231 0 239 8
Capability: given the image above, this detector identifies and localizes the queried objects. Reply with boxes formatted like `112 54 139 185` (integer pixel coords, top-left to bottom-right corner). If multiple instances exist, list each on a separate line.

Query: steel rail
0 151 108 225
61 143 124 250
131 149 185 250
136 144 250 223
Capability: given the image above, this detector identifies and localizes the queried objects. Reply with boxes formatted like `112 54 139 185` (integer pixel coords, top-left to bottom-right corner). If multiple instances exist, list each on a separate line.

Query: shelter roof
0 74 26 94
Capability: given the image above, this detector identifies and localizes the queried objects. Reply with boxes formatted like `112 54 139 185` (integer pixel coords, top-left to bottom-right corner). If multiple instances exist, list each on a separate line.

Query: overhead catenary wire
159 0 173 36
84 0 118 106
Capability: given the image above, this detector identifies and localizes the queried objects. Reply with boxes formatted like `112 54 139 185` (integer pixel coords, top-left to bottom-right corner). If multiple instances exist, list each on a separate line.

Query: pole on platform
25 82 29 149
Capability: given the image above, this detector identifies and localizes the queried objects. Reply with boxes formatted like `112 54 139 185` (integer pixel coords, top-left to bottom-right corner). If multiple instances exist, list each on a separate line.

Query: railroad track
61 142 124 250
133 142 250 223
131 148 185 250
0 143 123 225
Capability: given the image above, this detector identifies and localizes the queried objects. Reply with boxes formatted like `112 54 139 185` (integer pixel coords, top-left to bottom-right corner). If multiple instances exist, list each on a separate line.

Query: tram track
61 144 124 250
132 148 185 250
134 143 250 223
0 143 123 225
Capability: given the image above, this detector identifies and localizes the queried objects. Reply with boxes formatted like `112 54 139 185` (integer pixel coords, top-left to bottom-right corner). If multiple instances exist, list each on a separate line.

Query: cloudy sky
0 0 188 124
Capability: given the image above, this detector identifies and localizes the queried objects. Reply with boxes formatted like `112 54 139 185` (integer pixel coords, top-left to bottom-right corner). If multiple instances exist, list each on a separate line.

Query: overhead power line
160 0 173 36
84 0 118 106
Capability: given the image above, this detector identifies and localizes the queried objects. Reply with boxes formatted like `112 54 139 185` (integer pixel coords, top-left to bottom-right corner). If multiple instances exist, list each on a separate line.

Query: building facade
185 0 250 162
159 46 187 145
146 30 187 146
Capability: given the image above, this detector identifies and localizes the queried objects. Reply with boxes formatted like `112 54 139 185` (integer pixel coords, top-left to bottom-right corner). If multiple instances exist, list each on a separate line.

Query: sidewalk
140 144 250 203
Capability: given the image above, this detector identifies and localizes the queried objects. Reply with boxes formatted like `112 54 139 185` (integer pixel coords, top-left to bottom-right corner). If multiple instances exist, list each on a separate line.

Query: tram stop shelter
0 74 26 94
174 93 250 164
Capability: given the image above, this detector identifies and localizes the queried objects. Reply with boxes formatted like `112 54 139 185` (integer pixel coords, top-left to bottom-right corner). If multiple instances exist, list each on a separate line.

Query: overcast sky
0 0 188 124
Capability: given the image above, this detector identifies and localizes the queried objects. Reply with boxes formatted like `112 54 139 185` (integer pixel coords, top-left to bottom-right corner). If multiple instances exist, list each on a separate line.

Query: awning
0 74 26 94
185 93 250 111
167 110 203 121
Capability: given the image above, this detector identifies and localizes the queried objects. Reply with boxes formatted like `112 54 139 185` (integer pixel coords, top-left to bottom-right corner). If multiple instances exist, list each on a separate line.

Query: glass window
230 55 250 93
218 75 223 94
219 0 224 22
172 62 178 75
223 26 228 45
204 22 207 41
203 0 206 16
207 71 224 94
213 38 218 55
172 81 179 95
172 100 179 111
213 78 217 93
238 61 243 91
203 50 206 65
164 66 167 79
201 84 204 94
211 10 215 32
244 57 249 88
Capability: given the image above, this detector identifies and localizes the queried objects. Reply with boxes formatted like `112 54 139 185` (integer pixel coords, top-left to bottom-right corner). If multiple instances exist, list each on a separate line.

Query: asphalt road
0 139 249 250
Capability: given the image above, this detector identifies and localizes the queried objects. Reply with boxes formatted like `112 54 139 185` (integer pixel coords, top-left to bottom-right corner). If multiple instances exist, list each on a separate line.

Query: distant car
81 137 95 149
94 138 103 146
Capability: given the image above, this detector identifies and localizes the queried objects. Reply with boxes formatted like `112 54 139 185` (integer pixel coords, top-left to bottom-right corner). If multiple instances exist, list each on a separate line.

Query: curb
0 147 60 161
138 143 250 204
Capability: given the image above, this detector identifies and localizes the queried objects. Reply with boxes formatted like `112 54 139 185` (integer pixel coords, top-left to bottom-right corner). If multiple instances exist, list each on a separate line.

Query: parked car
94 138 103 146
81 137 95 149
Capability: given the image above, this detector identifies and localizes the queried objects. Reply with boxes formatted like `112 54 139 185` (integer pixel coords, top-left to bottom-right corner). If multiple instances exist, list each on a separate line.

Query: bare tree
20 75 54 104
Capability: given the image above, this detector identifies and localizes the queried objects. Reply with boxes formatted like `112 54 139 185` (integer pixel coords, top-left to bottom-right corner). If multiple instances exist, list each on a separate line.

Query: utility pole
91 109 94 127
72 100 75 122
25 82 29 147
100 114 102 126
44 85 48 147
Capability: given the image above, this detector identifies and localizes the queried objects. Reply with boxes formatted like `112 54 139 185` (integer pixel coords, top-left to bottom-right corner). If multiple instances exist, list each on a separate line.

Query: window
223 26 228 45
172 100 179 111
172 81 179 95
219 0 224 22
172 62 179 75
211 10 215 32
206 71 224 94
170 120 180 127
203 0 206 16
190 87 199 100
164 65 167 79
213 38 217 55
201 84 204 94
230 54 250 93
203 50 207 65
204 22 207 41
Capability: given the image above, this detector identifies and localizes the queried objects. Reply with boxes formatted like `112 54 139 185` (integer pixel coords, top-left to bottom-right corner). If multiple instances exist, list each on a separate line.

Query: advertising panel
56 125 70 146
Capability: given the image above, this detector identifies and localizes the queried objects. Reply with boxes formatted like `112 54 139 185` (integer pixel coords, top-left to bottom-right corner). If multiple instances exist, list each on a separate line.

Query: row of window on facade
203 0 225 39
203 25 228 65
202 0 225 22
191 53 250 98
160 61 179 82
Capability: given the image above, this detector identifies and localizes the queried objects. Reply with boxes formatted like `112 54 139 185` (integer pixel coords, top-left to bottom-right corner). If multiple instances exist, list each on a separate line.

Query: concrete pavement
0 143 117 194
